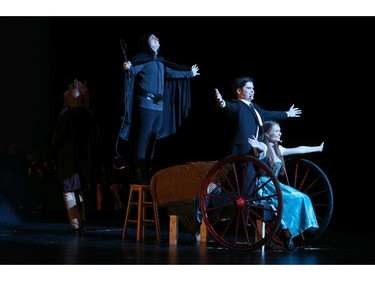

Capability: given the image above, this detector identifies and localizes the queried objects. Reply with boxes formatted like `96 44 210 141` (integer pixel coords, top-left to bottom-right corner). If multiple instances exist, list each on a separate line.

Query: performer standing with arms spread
119 33 200 184
215 76 302 156
214 76 302 192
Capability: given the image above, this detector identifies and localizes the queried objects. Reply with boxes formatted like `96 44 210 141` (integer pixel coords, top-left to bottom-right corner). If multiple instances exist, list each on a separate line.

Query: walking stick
114 39 130 170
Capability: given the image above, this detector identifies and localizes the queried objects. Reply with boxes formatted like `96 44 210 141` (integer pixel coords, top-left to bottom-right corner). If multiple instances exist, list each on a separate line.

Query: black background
1 16 373 229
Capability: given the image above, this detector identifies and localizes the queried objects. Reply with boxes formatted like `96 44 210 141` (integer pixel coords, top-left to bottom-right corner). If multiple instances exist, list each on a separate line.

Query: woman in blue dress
248 120 324 251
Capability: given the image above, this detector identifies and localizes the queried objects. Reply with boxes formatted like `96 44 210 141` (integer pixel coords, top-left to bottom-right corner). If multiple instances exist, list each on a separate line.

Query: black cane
119 39 128 62
114 39 129 170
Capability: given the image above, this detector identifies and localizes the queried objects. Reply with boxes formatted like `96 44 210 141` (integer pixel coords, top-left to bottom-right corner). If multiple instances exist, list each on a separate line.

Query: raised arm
191 64 200 77
215 88 226 107
286 104 302 118
282 142 324 157
248 136 268 159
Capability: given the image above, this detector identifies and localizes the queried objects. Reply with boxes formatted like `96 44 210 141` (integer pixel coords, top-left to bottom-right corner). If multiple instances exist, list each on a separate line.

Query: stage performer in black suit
214 76 302 194
215 76 301 156
119 33 199 184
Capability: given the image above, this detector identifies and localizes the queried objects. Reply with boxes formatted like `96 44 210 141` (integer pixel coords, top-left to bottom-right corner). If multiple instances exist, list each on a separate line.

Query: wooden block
255 219 265 242
169 215 178 245
199 220 207 243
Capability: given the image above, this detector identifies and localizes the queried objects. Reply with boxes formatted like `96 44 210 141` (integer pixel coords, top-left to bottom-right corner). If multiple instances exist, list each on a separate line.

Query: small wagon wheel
200 155 283 250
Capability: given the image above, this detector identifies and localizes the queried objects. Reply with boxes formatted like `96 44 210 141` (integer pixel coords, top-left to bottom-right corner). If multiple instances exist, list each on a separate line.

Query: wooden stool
122 184 161 242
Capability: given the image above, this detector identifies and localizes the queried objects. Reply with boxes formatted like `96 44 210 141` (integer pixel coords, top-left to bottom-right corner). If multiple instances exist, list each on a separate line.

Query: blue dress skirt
258 162 319 238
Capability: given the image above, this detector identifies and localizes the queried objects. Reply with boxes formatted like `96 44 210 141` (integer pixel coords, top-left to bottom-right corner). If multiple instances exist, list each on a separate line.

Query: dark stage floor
1 201 375 280
1 208 375 264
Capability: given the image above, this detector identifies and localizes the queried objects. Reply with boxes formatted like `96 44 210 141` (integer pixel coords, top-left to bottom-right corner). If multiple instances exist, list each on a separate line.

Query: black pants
129 107 163 182
131 107 162 162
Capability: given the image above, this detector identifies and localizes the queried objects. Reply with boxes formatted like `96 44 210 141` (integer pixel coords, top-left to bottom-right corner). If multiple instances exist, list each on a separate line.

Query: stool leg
136 188 143 242
122 188 134 240
144 187 160 242
141 189 147 242
153 202 161 241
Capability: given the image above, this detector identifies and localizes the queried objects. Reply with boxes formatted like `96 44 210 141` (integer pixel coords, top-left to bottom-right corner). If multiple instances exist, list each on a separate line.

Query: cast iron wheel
271 158 334 245
200 155 283 250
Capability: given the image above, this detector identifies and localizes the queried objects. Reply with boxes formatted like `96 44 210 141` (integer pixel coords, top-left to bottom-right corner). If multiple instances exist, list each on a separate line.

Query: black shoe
284 237 295 251
266 239 281 249
132 160 150 184
80 226 86 236
132 171 150 184
71 227 85 236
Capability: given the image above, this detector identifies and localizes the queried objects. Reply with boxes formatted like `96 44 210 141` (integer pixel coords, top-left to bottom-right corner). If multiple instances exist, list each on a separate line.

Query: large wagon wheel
271 158 334 246
200 155 283 250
